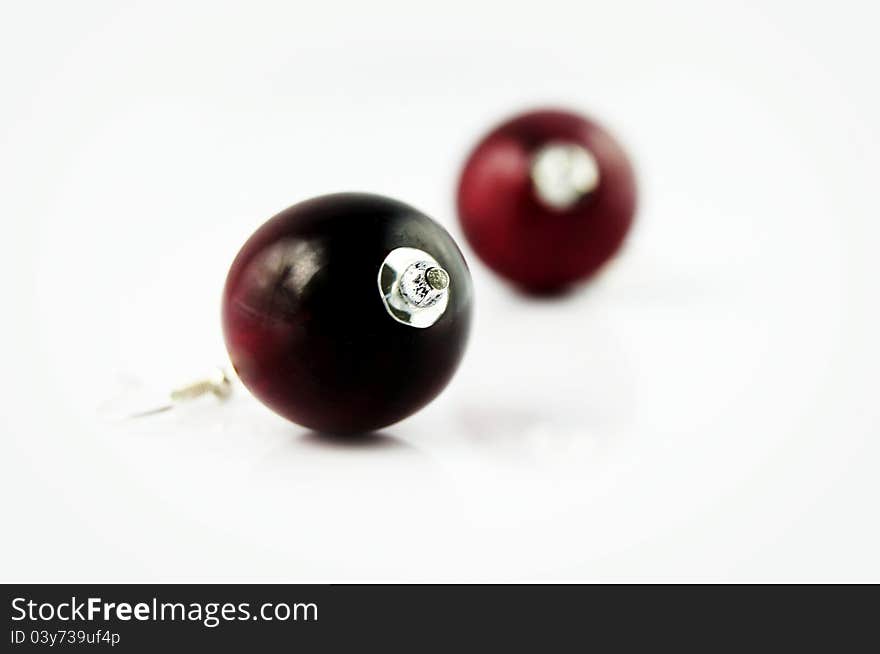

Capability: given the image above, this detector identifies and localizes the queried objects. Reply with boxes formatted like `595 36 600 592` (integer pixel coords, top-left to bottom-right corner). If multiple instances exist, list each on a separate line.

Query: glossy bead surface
222 193 473 434
457 109 637 293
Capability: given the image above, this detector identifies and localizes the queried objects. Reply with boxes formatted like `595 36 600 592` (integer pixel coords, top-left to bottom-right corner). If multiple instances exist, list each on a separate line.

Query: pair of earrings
214 107 636 434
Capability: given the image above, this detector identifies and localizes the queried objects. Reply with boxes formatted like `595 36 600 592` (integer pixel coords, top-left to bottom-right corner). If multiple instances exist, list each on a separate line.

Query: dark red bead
457 109 637 293
222 193 473 434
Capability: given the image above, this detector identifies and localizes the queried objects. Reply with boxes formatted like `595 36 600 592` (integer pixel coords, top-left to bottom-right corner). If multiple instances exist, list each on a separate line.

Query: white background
1 0 878 582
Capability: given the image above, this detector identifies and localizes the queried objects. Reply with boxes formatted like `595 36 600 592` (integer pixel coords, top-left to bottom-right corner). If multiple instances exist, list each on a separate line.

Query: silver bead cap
378 247 450 328
530 141 600 211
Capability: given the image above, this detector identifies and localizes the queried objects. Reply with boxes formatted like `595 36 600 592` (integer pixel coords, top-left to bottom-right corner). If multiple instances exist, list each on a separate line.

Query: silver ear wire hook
125 367 233 419
169 368 233 402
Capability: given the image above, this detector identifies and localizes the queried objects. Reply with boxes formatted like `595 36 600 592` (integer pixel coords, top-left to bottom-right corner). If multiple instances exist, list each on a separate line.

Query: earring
221 192 473 434
456 108 637 294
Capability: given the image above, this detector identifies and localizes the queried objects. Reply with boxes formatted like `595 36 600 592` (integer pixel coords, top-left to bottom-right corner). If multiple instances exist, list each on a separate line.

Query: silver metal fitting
378 247 450 328
530 141 600 211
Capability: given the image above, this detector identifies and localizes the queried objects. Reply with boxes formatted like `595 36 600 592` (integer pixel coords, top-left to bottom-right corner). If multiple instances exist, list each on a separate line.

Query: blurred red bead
457 109 637 293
